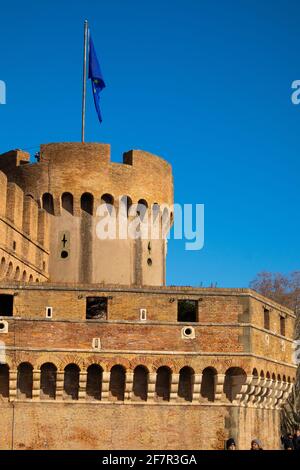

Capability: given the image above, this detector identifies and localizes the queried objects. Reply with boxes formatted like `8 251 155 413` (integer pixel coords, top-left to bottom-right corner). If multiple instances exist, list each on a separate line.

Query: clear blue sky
1 0 300 288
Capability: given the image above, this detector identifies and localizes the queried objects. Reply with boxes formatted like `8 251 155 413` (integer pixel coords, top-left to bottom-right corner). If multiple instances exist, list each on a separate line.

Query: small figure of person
281 433 294 450
293 429 300 450
250 439 263 450
226 438 236 450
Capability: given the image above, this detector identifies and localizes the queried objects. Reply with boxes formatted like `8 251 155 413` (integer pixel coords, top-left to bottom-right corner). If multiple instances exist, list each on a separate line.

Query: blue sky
1 0 300 287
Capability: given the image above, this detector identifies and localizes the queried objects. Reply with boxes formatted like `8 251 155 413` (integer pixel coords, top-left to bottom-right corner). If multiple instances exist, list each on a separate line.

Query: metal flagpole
81 19 88 143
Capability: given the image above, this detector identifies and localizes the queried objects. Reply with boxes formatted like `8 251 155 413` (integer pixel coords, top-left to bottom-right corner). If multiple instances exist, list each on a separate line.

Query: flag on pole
88 34 106 123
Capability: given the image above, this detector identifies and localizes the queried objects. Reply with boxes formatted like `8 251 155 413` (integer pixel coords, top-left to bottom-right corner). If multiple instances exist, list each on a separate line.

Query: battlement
0 143 174 286
0 143 173 209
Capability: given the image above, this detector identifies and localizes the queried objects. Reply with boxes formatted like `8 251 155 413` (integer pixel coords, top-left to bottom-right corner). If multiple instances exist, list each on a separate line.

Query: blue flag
88 34 106 123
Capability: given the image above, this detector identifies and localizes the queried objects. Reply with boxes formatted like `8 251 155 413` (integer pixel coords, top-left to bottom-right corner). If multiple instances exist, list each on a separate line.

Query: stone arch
58 355 84 371
272 372 276 381
105 357 130 372
277 373 281 381
129 356 153 372
42 193 54 215
86 364 103 401
29 274 33 282
224 367 247 402
201 367 217 402
35 356 60 371
155 366 171 402
132 365 149 401
109 364 126 401
22 270 27 282
40 363 57 400
178 366 194 402
252 368 258 377
61 192 74 215
153 358 175 373
17 362 33 399
63 363 80 400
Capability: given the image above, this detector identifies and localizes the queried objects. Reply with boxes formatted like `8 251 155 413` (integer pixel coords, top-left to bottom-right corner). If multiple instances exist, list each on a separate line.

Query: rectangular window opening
264 308 270 330
280 316 286 336
0 294 14 317
86 297 108 320
177 300 198 322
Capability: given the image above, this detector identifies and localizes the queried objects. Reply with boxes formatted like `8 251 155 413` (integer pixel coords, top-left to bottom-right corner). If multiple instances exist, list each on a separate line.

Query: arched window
0 257 6 278
224 367 247 402
7 262 13 278
17 362 33 399
14 266 20 281
137 199 148 222
81 193 94 215
132 366 148 401
155 366 171 402
86 364 103 400
61 192 74 215
63 364 80 400
22 270 27 282
178 366 194 402
101 193 114 215
40 363 57 400
201 367 217 402
42 193 54 215
0 364 9 399
109 365 125 401
120 195 132 217
29 274 33 282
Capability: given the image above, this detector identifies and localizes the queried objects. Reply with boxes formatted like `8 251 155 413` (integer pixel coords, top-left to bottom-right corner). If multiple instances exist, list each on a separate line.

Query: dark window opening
280 316 286 336
81 193 94 215
264 308 270 330
40 363 57 400
63 364 79 400
0 294 13 317
42 193 54 215
0 364 9 398
86 364 102 400
13 241 16 251
17 363 33 399
61 250 69 259
86 297 108 320
201 368 216 402
62 192 74 215
109 365 125 401
177 300 198 322
178 367 193 402
155 366 171 402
